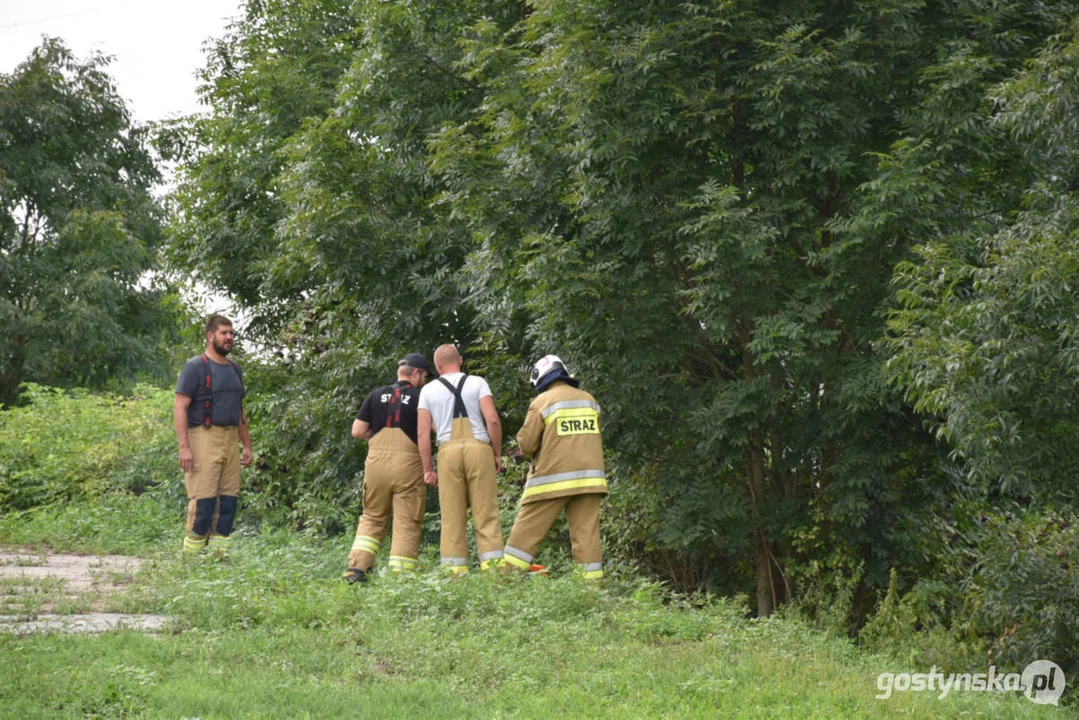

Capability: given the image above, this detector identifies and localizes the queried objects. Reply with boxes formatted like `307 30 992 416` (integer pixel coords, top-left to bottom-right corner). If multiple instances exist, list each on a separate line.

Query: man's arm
239 406 253 467
418 408 437 486
352 419 372 439
516 403 543 458
174 394 194 472
479 395 503 473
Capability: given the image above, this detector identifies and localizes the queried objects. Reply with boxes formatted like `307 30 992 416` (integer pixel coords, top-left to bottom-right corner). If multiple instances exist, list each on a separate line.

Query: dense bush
964 508 1079 673
887 30 1079 501
0 384 176 512
853 505 1079 679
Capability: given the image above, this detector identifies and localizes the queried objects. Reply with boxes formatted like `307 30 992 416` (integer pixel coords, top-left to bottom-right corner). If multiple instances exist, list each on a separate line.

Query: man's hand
241 446 253 467
179 446 194 473
494 455 504 474
424 470 438 487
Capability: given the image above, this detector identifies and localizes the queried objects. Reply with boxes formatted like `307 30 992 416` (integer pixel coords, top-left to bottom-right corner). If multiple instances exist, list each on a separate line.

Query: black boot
342 567 369 584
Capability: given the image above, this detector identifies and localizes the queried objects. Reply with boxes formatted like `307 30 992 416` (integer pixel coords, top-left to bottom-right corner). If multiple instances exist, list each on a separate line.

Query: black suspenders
436 375 470 419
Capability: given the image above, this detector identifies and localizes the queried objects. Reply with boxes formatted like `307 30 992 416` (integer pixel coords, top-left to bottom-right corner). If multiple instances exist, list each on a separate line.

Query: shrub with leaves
967 508 1079 674
0 384 175 512
855 505 1079 682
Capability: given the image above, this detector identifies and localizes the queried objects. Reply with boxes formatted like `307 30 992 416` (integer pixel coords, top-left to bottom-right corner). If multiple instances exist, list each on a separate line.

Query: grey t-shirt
176 355 246 427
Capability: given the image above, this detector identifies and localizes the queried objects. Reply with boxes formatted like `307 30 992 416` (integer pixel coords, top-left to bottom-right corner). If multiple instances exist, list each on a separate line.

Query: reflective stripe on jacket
516 381 606 504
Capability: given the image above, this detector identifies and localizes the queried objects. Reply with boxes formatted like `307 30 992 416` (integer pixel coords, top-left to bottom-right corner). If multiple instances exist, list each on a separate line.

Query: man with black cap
502 355 607 580
343 352 434 583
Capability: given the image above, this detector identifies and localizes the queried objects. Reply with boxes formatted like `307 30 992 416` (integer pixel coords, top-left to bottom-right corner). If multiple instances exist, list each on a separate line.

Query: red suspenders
201 354 213 428
199 355 239 429
385 386 402 428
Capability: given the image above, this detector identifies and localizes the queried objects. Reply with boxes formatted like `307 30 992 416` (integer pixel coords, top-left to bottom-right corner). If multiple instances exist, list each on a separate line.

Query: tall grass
0 498 1067 719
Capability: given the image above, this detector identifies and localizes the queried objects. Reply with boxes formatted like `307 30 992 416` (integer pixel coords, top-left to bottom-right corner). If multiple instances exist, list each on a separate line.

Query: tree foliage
428 0 1073 614
888 25 1079 500
0 38 179 406
170 0 1077 620
166 0 531 533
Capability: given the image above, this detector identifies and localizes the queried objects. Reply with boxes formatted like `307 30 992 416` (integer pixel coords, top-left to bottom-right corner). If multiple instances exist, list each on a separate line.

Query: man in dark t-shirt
173 314 252 557
344 352 434 583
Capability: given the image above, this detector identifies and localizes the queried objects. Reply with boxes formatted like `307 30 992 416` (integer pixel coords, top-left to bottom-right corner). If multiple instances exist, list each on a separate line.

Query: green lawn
0 494 1072 719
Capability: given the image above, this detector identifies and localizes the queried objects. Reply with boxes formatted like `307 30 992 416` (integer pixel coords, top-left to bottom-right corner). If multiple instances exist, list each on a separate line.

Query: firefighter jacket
516 380 606 505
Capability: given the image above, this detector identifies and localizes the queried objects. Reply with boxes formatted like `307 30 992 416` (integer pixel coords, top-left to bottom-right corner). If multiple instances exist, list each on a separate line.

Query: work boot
343 568 369 584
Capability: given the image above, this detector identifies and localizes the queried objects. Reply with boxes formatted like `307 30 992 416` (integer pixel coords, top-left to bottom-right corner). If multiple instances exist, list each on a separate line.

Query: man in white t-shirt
418 344 505 573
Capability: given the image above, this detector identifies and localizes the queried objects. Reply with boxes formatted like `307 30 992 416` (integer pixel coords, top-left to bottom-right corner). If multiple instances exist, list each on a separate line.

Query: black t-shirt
356 381 421 444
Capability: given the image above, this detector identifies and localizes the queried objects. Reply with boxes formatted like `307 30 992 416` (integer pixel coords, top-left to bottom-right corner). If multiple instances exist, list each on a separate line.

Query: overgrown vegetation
1 384 1076 706
0 384 176 512
0 495 1070 718
160 0 1079 624
3 2 1079 712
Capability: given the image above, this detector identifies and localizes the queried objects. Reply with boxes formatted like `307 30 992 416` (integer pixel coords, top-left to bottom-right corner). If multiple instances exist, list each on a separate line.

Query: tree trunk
754 531 773 617
0 350 26 408
746 438 774 616
739 317 777 616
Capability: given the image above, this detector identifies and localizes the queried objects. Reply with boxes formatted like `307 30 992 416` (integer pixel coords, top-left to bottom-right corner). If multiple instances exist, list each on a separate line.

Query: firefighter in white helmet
502 355 606 579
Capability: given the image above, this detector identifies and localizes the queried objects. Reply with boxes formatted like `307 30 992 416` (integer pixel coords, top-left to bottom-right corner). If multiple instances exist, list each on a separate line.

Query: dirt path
0 550 168 634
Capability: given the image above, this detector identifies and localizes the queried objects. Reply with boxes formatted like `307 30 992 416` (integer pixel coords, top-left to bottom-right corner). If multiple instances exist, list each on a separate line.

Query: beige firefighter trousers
437 418 504 572
184 425 241 537
503 493 603 570
348 428 427 572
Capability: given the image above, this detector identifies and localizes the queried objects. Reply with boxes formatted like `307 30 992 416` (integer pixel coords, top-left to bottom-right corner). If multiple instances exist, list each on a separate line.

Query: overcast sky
0 0 244 123
1 1 250 320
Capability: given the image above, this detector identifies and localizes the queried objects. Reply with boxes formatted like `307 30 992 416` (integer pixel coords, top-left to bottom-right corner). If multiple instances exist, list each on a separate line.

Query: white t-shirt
418 372 493 444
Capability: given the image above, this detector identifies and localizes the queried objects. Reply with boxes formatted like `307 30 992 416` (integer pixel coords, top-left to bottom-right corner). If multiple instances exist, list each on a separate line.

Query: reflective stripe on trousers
351 535 381 554
503 545 533 569
578 562 603 580
388 555 419 572
479 549 504 570
441 556 468 575
183 535 207 554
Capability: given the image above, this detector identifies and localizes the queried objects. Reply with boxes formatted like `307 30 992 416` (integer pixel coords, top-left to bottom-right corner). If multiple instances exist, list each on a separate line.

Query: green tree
430 0 1073 614
163 0 358 325
0 38 175 406
888 24 1079 501
172 0 1074 616
168 0 530 530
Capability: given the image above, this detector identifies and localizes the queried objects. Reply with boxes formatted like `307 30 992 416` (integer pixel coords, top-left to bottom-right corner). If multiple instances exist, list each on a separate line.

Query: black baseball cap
398 352 434 376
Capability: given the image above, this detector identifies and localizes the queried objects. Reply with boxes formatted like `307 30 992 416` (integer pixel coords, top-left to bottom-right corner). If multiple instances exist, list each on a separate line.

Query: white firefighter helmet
530 354 570 389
